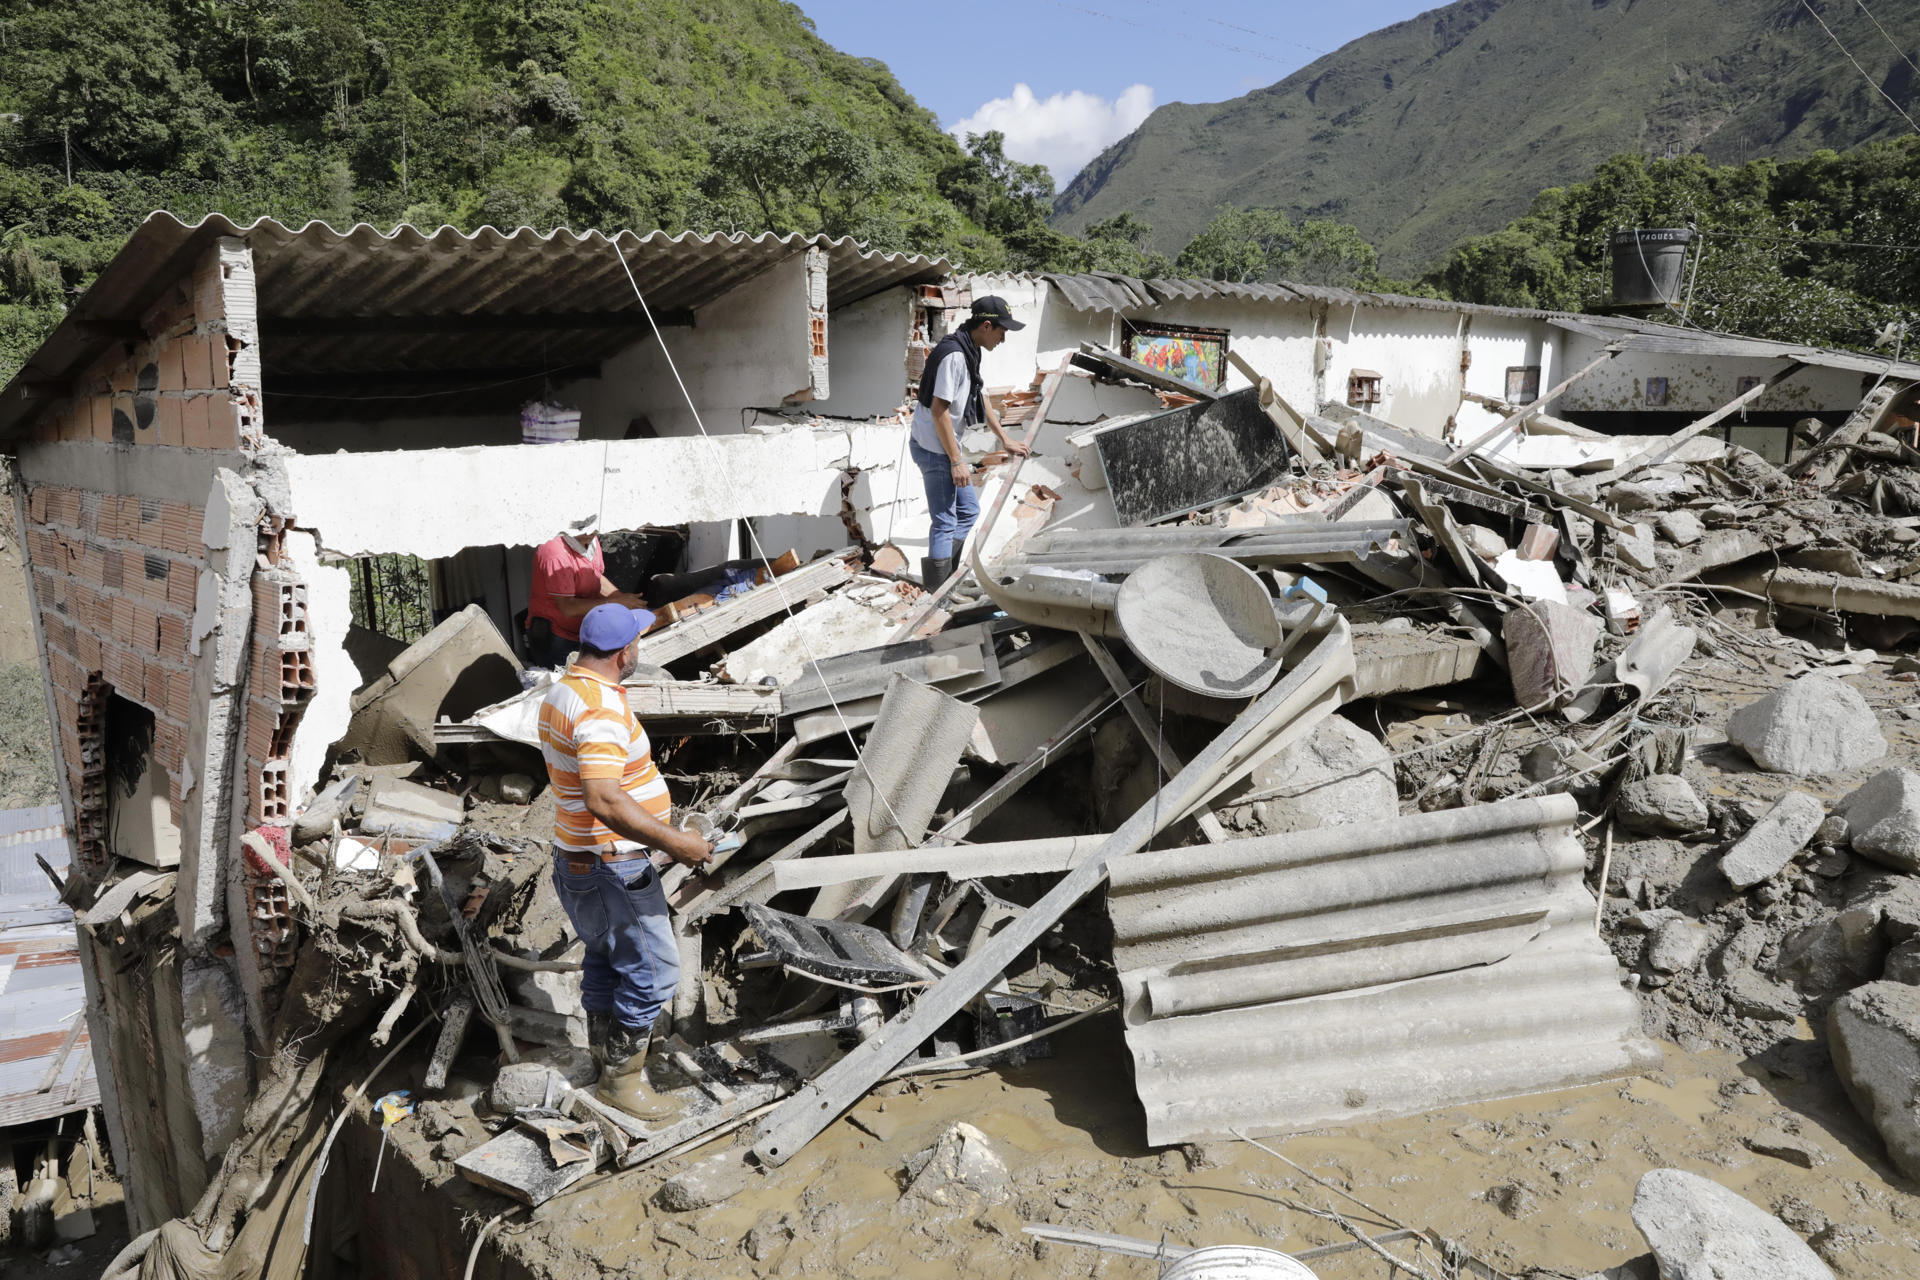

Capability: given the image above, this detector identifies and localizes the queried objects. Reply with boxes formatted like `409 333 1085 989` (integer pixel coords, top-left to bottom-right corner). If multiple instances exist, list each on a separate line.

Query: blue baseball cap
579 603 655 651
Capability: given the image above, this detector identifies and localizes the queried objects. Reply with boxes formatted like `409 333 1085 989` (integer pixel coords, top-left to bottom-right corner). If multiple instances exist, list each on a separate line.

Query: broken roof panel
0 214 950 438
1550 314 1920 380
0 808 95 1128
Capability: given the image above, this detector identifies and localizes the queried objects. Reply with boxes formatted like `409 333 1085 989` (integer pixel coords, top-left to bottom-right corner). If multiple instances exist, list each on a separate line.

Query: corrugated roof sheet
1550 313 1920 379
0 807 93 1128
1106 794 1656 1145
0 214 950 437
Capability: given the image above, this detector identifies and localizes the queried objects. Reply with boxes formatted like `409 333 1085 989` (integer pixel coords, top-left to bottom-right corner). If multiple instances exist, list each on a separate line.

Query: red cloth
528 535 605 641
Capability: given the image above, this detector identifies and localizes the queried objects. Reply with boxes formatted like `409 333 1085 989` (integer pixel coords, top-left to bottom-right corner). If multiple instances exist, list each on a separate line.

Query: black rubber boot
586 1010 613 1071
921 556 953 588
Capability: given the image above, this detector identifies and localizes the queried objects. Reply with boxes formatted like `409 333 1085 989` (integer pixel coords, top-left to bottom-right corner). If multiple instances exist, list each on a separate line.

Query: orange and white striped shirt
538 665 672 852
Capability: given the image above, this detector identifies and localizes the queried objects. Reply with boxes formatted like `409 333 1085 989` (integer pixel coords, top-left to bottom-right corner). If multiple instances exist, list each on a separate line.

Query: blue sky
803 0 1439 184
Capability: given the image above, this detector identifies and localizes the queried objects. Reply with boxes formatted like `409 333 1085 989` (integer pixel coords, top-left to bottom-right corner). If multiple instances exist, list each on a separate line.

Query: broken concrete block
358 775 463 841
1835 768 1920 873
1617 775 1708 835
1726 675 1886 776
654 1151 754 1211
1745 1127 1828 1168
1720 792 1825 889
337 604 524 766
1647 917 1709 974
1828 981 1920 1179
1502 600 1598 711
1216 716 1395 835
488 1062 570 1114
1778 905 1886 995
1460 524 1507 561
1630 1169 1834 1280
903 1122 1010 1207
1516 524 1559 561
1615 526 1659 573
1722 971 1799 1022
1655 510 1705 547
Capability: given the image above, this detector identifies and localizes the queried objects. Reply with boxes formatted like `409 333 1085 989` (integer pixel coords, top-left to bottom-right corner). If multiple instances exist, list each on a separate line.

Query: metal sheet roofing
0 213 950 437
1549 313 1920 380
0 807 93 1128
1106 794 1656 1145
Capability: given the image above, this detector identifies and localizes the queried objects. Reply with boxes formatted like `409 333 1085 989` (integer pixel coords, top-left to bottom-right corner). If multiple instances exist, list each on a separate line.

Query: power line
1799 0 1920 136
1697 227 1920 253
1854 0 1920 78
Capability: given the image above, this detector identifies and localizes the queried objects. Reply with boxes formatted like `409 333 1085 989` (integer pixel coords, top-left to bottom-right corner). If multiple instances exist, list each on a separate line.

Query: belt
556 845 651 871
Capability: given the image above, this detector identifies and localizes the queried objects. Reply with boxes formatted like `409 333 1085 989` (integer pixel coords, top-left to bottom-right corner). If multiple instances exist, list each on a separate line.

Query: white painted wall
286 530 354 810
1558 330 1869 413
814 288 915 419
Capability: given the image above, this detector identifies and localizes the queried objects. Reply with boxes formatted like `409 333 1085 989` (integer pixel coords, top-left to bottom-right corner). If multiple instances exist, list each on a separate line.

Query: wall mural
1123 321 1229 391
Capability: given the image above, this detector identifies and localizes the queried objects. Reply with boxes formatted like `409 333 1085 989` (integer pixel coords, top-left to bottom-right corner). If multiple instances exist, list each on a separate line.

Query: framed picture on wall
1122 320 1229 391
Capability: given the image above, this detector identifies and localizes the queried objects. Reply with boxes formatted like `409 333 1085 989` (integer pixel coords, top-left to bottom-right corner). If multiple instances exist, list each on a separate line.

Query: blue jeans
911 438 980 560
551 854 680 1032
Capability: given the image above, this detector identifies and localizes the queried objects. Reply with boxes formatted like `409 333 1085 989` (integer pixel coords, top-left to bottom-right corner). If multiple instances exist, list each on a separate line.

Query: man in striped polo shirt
539 602 712 1120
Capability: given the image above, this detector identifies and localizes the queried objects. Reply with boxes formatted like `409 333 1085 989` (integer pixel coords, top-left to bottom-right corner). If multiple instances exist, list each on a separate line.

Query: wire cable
1799 0 1920 136
1855 0 1920 77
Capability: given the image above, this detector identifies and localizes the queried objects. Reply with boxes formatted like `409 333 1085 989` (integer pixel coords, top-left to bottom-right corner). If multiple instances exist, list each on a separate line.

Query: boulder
1885 938 1920 984
654 1151 754 1211
1719 792 1826 889
902 1122 1011 1207
1217 716 1395 836
487 1062 569 1114
1834 768 1920 873
1721 971 1799 1022
498 772 538 805
1647 917 1710 974
1630 1168 1834 1280
1726 675 1886 776
1827 981 1920 1179
1618 775 1709 835
1656 510 1705 547
1776 905 1886 995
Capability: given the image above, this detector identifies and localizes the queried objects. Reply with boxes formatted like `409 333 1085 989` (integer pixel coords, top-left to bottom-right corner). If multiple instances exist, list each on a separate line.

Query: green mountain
1054 0 1920 274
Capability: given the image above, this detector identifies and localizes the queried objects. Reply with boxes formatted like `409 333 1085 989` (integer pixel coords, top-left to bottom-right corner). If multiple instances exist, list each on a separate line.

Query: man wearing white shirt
909 295 1028 587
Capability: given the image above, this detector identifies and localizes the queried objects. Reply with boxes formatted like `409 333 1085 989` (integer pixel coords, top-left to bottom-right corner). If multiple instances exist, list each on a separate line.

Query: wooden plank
1079 636 1229 844
1444 347 1620 466
634 551 858 667
1788 378 1907 486
1596 359 1808 483
1074 342 1222 401
748 623 1354 1167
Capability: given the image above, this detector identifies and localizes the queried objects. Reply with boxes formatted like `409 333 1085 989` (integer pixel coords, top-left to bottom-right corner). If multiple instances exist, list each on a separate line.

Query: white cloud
949 83 1155 185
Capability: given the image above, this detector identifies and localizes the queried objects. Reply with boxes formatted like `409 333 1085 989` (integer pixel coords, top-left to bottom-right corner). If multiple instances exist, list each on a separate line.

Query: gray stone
903 1123 1011 1207
1577 1259 1658 1280
1615 527 1659 573
1834 768 1920 872
497 773 538 805
487 1062 569 1114
1521 737 1605 786
1726 675 1886 776
1815 815 1849 846
1807 848 1850 878
1777 905 1887 995
1618 775 1709 835
1460 525 1507 561
1744 1127 1828 1168
1719 792 1826 889
1217 716 1395 836
654 1151 754 1211
1656 510 1705 547
1722 971 1799 1022
1828 981 1920 1179
1648 917 1710 974
1630 1168 1834 1280
1885 938 1920 984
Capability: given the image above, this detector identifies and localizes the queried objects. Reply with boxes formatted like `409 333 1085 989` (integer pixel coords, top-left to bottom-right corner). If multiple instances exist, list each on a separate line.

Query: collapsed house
4 218 1920 1274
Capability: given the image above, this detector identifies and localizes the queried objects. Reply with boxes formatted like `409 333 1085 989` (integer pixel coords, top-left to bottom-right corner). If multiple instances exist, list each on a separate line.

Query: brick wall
25 485 205 853
22 240 261 452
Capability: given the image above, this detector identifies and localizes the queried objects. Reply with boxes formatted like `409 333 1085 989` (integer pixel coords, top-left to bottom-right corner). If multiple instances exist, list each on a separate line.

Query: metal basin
1116 553 1282 698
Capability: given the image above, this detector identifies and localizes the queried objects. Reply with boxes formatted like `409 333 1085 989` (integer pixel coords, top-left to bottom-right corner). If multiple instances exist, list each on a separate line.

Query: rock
1630 1168 1834 1280
1744 1127 1828 1168
1648 917 1710 974
1615 527 1659 573
1772 1197 1830 1237
1827 981 1920 1178
1460 525 1507 561
523 1044 597 1088
1504 602 1599 712
1726 675 1886 776
1834 768 1920 872
1815 815 1849 846
1576 1259 1658 1280
1806 847 1850 878
654 1151 754 1211
903 1123 1011 1207
1777 905 1886 994
1618 775 1709 835
1722 971 1799 1022
743 1213 794 1262
1719 792 1825 889
1656 510 1705 546
1521 737 1605 786
1217 717 1395 836
1179 1141 1229 1172
1885 938 1920 984
497 772 538 804
1487 1182 1539 1218
487 1062 568 1114
1711 925 1766 979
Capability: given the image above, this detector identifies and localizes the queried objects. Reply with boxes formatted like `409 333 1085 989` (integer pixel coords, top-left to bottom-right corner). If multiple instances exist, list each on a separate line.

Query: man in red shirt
525 520 651 666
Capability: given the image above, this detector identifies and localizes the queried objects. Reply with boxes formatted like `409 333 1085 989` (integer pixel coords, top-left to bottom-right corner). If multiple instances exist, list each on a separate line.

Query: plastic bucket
1160 1245 1320 1279
1609 228 1694 307
521 401 582 445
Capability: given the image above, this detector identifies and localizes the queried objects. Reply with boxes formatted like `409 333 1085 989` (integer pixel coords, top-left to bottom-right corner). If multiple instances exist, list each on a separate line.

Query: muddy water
491 1016 1916 1279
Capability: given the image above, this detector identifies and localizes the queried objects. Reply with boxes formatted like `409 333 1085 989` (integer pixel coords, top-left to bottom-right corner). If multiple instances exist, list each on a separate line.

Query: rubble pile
102 350 1920 1277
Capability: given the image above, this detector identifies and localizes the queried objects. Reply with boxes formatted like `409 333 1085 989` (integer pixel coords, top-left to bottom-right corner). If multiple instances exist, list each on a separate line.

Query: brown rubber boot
595 1024 680 1124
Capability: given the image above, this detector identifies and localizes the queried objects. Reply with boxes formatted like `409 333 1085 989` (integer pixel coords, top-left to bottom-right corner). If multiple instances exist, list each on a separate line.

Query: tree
1176 206 1297 283
1292 219 1379 288
704 114 904 239
1081 212 1175 277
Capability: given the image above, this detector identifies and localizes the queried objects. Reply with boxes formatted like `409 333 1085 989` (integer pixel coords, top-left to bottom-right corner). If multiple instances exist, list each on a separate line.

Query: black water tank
1610 228 1695 307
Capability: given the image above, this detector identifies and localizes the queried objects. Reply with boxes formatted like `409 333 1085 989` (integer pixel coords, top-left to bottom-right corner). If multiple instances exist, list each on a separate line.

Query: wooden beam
262 310 694 337
634 551 859 667
1443 347 1620 466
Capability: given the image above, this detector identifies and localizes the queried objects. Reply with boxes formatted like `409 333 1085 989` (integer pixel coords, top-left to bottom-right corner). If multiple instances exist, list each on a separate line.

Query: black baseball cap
969 295 1027 330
